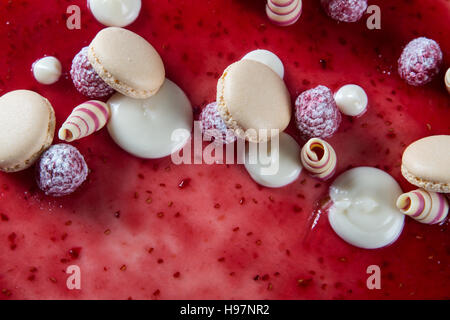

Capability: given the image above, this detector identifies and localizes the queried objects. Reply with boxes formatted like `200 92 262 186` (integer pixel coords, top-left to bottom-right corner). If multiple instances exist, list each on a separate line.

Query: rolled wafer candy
266 0 302 27
396 189 449 225
300 138 337 180
59 100 110 142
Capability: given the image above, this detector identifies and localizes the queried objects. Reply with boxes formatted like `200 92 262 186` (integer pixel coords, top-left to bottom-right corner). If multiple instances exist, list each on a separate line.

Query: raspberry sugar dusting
36 144 89 197
200 102 237 144
398 37 443 86
295 85 341 140
70 47 115 98
321 0 368 23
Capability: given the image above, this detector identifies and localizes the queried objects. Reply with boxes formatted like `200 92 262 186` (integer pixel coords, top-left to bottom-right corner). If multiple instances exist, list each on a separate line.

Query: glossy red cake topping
0 0 449 300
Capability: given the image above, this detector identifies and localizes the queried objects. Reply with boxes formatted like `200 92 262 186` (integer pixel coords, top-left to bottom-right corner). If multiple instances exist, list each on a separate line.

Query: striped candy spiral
396 189 449 225
266 0 302 27
58 100 110 142
300 138 337 181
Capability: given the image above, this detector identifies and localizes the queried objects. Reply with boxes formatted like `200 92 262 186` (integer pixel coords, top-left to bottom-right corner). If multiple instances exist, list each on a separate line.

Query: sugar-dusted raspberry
398 37 443 86
295 85 341 139
36 144 89 197
200 102 237 144
70 47 115 98
321 0 367 22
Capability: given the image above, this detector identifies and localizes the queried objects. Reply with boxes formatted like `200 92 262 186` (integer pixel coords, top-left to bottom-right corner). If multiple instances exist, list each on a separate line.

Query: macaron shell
0 90 55 172
88 27 165 99
217 60 291 143
401 135 450 193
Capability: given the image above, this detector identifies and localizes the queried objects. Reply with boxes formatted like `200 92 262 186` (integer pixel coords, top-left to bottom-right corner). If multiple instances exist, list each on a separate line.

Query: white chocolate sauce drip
396 189 449 224
244 132 302 188
300 138 337 181
328 167 404 249
242 50 285 79
107 79 193 159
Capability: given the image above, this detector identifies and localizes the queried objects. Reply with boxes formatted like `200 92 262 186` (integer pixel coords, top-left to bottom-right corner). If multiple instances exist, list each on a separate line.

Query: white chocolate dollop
244 132 302 188
334 84 368 117
88 0 142 27
242 49 285 79
107 79 193 159
32 56 62 85
328 167 404 249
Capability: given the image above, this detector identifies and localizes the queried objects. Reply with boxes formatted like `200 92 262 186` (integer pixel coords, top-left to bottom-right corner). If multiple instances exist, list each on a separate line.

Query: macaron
401 135 450 193
0 90 55 172
88 27 165 99
217 59 291 143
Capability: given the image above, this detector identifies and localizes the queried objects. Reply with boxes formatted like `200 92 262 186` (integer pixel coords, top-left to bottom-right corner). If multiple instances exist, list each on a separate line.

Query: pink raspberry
70 47 115 99
295 85 341 139
200 102 236 144
398 37 443 86
321 0 367 22
36 144 89 197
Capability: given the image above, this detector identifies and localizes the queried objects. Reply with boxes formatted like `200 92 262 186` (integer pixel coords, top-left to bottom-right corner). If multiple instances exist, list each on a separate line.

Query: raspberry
70 47 115 99
398 37 443 86
295 85 341 139
321 0 367 23
200 102 236 144
36 144 89 197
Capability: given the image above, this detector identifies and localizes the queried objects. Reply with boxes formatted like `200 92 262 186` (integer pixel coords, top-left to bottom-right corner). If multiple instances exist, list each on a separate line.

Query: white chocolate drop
328 167 404 249
88 0 142 27
107 79 193 159
334 84 368 117
242 49 285 79
32 56 62 85
244 132 302 188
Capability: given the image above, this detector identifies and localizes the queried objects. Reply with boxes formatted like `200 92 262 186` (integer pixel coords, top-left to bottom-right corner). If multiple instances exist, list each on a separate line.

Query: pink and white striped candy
266 0 302 27
396 189 449 225
58 100 110 142
300 138 337 181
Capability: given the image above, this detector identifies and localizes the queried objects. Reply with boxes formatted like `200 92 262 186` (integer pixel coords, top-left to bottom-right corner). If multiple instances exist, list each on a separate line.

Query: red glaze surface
0 0 449 300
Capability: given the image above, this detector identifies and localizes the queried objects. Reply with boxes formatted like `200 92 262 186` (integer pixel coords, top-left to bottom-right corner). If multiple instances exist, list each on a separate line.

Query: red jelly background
0 0 449 300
